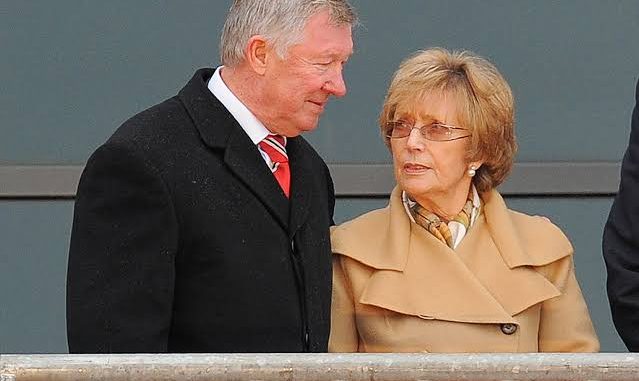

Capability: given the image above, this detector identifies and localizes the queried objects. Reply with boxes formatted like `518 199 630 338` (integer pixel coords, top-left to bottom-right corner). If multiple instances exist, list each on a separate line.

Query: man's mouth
308 100 327 110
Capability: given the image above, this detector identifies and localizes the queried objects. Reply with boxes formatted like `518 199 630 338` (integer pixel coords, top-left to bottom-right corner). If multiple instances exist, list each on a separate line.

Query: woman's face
390 93 477 206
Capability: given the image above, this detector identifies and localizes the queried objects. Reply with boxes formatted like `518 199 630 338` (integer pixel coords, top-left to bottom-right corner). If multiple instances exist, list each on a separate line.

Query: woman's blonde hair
380 47 517 192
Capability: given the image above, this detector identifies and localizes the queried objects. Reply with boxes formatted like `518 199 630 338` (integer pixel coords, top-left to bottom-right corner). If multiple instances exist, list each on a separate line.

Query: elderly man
67 0 356 353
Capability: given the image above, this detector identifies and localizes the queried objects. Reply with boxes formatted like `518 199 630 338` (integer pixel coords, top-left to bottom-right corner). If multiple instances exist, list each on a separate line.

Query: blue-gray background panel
1 1 638 164
0 197 626 352
0 201 72 353
1 0 636 354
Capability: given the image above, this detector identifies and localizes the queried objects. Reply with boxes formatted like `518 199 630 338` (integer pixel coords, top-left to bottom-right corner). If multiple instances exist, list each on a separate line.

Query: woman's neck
411 185 472 222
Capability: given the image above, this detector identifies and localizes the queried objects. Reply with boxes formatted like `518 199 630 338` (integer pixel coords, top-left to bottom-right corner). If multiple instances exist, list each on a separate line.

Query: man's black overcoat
67 68 335 353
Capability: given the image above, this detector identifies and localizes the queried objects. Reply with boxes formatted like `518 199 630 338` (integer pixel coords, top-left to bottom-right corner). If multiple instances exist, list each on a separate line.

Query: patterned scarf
410 187 476 248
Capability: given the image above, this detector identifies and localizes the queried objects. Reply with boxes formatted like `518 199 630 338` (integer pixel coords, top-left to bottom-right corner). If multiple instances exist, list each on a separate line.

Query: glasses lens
422 124 453 141
388 121 411 138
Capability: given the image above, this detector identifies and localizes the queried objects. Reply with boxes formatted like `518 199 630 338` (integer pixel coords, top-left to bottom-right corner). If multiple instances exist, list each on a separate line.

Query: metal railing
1 353 639 381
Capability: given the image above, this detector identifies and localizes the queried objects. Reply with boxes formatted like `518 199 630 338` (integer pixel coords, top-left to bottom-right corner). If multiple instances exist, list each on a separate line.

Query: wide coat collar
331 186 573 324
177 68 312 237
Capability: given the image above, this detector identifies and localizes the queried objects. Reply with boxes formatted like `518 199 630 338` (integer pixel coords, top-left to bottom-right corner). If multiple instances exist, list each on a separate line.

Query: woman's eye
427 124 450 135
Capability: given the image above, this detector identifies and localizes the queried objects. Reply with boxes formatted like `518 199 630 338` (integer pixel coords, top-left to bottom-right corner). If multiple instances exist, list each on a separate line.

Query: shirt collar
207 66 270 145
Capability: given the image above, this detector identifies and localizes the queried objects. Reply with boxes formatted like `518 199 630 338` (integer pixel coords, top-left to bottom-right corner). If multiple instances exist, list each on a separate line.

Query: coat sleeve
538 255 600 352
328 255 359 352
324 162 336 226
603 78 639 352
66 139 178 353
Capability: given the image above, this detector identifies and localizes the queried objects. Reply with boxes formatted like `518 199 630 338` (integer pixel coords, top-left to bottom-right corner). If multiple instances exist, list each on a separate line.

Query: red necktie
258 134 290 198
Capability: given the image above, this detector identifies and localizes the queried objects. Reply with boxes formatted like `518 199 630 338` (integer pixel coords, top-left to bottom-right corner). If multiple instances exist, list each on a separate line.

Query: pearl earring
467 166 476 177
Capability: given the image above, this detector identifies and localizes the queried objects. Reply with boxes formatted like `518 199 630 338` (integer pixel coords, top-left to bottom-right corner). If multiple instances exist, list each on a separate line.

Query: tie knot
259 134 288 163
268 134 286 147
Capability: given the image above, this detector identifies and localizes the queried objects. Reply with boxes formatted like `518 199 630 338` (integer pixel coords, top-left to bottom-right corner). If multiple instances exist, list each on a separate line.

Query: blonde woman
329 48 599 353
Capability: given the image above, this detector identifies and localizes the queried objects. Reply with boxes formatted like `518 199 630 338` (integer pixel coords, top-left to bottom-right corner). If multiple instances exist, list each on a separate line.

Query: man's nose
323 68 347 97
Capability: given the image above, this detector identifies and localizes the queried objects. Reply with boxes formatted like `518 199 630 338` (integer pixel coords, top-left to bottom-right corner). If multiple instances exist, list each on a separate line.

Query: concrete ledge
1 353 639 381
0 162 622 199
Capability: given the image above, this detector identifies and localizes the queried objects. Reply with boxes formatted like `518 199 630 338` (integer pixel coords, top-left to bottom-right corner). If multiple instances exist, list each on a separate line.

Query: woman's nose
405 127 424 150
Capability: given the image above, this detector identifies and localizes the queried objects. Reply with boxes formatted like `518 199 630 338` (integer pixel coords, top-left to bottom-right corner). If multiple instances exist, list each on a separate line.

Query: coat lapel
178 68 289 230
286 137 312 239
224 130 290 230
332 186 570 324
457 190 571 316
455 214 561 317
359 222 517 323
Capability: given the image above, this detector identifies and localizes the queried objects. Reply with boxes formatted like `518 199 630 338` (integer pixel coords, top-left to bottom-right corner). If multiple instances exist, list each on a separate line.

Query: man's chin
296 120 321 135
278 116 321 137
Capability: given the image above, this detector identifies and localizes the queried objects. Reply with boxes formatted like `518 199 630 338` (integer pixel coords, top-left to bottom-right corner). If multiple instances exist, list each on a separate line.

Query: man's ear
245 35 269 75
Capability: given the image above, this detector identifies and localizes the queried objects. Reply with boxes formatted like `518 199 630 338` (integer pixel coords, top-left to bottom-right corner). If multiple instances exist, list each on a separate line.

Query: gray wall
2 1 639 353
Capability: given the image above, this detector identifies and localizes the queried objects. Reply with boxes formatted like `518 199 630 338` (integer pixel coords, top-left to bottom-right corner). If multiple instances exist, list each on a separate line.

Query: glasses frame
385 121 471 142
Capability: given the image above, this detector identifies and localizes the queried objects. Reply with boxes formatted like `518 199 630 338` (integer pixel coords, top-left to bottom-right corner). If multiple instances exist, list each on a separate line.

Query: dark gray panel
330 162 622 196
0 162 622 198
0 166 82 198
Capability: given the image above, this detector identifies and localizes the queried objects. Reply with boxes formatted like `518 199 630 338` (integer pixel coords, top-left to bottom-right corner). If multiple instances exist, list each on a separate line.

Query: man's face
261 10 353 137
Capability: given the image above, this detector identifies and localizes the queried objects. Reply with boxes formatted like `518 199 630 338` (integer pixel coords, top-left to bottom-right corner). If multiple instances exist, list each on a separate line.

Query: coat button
500 323 518 335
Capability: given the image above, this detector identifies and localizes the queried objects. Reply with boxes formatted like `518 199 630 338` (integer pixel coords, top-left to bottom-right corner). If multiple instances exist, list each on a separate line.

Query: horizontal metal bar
0 165 82 199
0 162 621 199
500 161 621 196
2 353 639 381
329 162 621 196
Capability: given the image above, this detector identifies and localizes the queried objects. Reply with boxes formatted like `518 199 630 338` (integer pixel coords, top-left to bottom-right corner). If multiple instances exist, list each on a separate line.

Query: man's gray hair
220 0 357 67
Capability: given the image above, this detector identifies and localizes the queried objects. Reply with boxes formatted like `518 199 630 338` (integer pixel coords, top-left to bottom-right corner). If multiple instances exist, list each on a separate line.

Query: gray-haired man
67 0 356 353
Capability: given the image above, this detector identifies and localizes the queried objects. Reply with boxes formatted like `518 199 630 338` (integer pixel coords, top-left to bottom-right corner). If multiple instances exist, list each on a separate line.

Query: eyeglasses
385 121 471 142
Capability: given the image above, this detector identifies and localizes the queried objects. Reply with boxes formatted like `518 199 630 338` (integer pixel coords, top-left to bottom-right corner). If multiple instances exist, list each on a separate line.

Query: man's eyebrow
319 48 354 60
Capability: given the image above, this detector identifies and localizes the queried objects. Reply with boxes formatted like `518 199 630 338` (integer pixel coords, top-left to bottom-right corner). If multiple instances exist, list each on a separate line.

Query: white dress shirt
207 66 276 168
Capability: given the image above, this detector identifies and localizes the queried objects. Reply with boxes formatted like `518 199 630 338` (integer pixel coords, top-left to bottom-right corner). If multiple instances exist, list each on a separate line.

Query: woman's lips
403 163 431 174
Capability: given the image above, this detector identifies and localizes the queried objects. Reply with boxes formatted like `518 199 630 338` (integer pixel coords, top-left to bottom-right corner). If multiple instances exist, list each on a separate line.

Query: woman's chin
400 180 434 198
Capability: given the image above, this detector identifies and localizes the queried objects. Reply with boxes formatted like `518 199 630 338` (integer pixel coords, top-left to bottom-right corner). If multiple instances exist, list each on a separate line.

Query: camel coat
329 187 599 352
